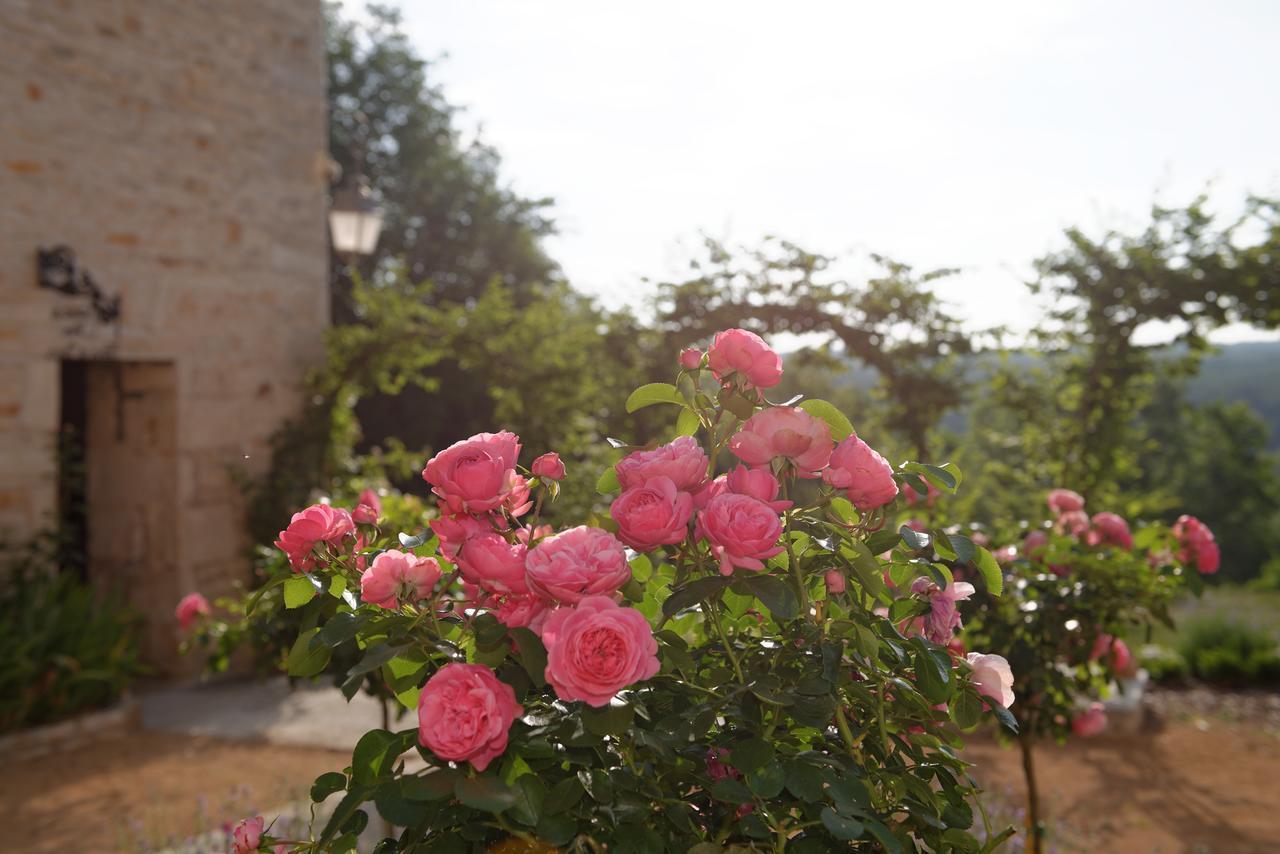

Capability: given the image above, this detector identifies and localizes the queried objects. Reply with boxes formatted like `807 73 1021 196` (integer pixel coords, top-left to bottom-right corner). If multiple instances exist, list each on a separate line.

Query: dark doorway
58 360 89 580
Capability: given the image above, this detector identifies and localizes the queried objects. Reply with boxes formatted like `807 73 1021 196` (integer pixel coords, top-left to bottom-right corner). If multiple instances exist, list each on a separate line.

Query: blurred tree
652 236 976 459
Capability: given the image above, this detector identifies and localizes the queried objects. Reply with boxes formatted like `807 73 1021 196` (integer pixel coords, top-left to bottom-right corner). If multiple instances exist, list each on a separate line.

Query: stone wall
0 0 329 672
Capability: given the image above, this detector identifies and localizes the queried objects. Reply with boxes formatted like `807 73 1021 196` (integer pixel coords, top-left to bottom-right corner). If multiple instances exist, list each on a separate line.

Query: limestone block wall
0 0 329 672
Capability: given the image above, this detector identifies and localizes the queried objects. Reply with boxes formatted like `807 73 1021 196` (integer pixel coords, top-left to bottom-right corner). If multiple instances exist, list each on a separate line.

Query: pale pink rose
696 493 784 575
273 503 355 572
422 431 523 515
491 592 553 634
729 407 832 477
174 592 210 631
1056 509 1091 538
503 473 534 518
1173 515 1219 574
360 549 441 610
908 578 976 645
352 488 382 524
525 526 630 603
231 816 264 854
429 514 490 561
903 479 941 507
610 477 694 551
679 347 704 371
541 596 660 706
456 532 530 596
824 569 846 594
417 662 521 771
1088 511 1133 550
822 433 899 510
514 523 554 545
993 545 1018 565
1071 702 1107 737
966 652 1015 708
531 452 565 481
615 436 709 493
706 328 783 389
1047 488 1085 514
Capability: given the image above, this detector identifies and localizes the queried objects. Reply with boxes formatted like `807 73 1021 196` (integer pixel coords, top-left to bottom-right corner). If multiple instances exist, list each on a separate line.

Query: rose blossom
174 593 210 630
705 747 737 781
729 407 832 477
1056 509 1091 538
1173 515 1220 574
904 479 941 507
610 476 694 551
360 550 441 610
273 503 355 571
531 452 565 481
417 663 521 771
1024 529 1049 558
231 816 264 854
429 514 490 561
679 347 704 371
965 652 1015 708
525 526 630 603
993 545 1018 565
706 328 783 389
456 532 530 596
824 569 846 594
1071 702 1107 737
352 488 381 524
615 436 709 493
696 493 784 575
822 433 899 510
694 466 792 513
1047 488 1085 514
1088 511 1134 550
490 592 553 633
541 596 660 706
908 578 976 645
422 431 523 515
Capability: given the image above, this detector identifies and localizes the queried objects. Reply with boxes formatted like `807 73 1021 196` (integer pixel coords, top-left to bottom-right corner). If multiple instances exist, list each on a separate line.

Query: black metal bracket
37 245 122 324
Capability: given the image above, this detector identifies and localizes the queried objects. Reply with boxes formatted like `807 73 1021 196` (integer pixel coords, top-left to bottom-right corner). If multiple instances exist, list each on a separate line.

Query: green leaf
596 465 621 495
510 627 548 687
319 787 368 844
536 813 578 846
729 738 775 773
992 704 1019 734
865 819 904 854
508 774 547 827
902 461 959 492
662 575 731 618
312 612 371 649
352 729 406 784
675 407 701 437
286 628 331 678
310 771 347 803
951 690 984 730
865 529 901 555
798 399 854 440
899 525 930 551
945 534 977 565
455 775 518 813
709 778 752 803
821 807 866 841
719 389 756 420
346 642 408 679
912 641 952 704
626 382 683 413
746 762 786 798
328 574 348 599
398 531 427 549
283 574 318 609
400 768 460 801
974 546 1003 596
582 702 635 736
844 539 885 597
739 574 799 621
543 776 585 815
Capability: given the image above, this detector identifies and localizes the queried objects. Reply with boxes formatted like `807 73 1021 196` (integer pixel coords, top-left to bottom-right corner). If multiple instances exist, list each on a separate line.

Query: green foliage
1176 617 1280 687
0 534 143 733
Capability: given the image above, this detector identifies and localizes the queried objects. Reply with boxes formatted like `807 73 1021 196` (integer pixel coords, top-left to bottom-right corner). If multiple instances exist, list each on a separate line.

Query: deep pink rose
694 466 792 514
729 407 832 477
616 436 709 493
525 526 630 603
1110 638 1135 677
908 578 976 645
174 593 210 631
273 503 355 572
1071 702 1107 738
541 596 660 706
611 477 694 551
822 433 899 510
705 747 738 781
352 488 381 524
706 328 783 389
456 532 530 596
429 514 490 561
696 493 784 575
417 663 521 771
1088 632 1114 662
231 816 264 854
680 347 704 371
1194 540 1221 575
1047 488 1085 514
531 452 565 481
824 569 846 594
965 652 1015 708
1088 511 1133 549
422 431 523 515
360 550 441 609
1173 515 1219 574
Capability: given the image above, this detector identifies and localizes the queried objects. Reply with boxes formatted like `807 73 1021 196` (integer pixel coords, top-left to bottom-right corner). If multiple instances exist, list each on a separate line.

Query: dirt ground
1 732 347 853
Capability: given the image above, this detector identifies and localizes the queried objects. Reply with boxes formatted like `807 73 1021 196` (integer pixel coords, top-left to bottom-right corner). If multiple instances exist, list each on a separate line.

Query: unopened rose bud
531 452 565 481
679 347 703 370
824 569 846 594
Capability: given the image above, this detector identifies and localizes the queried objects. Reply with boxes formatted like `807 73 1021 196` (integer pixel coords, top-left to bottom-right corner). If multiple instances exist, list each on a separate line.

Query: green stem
707 599 746 684
834 704 861 756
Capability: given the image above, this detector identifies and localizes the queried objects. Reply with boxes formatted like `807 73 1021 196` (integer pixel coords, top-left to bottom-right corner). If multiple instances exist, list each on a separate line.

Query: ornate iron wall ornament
37 245 122 324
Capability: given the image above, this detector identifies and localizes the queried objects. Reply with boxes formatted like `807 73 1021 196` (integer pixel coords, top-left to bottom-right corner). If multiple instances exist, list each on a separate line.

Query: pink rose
1110 638 1135 677
422 431 523 515
993 545 1018 565
1088 512 1133 550
1173 515 1219 574
174 592 210 631
352 488 381 524
611 477 694 551
531 452 565 481
1047 488 1085 514
1055 509 1091 538
824 569 846 594
707 328 783 389
729 407 832 477
525 526 630 603
904 479 941 507
679 347 704 371
705 747 738 781
456 532 530 596
725 466 792 513
965 652 1015 708
490 592 553 633
615 436 709 493
822 434 899 510
908 578 976 645
696 493 784 575
417 663 521 771
1071 702 1107 738
541 596 660 706
1024 529 1049 558
1194 540 1221 575
273 503 355 572
1088 632 1114 662
231 816 264 854
360 549 441 610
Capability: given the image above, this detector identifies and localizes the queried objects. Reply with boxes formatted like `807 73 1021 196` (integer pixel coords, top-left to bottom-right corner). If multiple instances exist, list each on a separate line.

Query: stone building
0 0 329 672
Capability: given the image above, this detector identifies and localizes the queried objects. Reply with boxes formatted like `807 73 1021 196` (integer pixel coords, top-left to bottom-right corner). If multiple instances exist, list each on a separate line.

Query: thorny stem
707 599 746 684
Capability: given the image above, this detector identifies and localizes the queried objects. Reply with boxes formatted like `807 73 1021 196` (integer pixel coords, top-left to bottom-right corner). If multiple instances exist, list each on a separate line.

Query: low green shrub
1139 643 1189 684
1177 617 1280 687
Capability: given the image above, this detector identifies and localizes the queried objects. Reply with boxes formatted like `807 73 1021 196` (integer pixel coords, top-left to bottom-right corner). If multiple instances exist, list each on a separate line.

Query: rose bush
181 329 1025 852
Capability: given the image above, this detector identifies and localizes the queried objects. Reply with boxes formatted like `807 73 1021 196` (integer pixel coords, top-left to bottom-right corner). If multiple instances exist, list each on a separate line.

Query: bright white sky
393 0 1280 343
